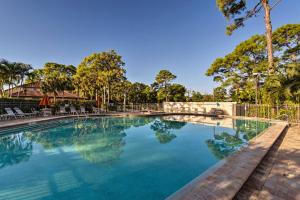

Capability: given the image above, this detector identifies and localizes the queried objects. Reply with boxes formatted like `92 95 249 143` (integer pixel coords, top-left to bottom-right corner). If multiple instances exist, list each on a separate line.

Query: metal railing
235 104 300 123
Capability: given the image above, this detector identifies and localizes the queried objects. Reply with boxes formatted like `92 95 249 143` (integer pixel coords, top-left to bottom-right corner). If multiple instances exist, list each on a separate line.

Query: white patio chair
70 106 78 115
80 106 88 114
59 106 68 115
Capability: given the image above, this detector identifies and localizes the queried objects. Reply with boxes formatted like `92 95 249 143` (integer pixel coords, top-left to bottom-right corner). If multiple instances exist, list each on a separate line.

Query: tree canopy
155 70 177 102
0 59 32 97
74 50 126 106
206 24 300 104
216 0 277 72
41 63 76 101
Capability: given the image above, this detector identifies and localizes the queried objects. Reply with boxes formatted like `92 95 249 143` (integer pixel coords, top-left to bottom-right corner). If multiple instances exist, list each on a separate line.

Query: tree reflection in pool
24 117 156 165
206 119 270 159
0 134 33 169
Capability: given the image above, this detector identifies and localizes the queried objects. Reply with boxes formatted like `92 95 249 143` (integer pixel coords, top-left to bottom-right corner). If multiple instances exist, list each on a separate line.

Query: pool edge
167 122 288 200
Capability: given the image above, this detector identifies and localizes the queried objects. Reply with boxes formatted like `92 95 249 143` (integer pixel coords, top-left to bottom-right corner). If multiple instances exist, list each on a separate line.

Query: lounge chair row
0 106 105 121
0 107 39 120
58 106 103 115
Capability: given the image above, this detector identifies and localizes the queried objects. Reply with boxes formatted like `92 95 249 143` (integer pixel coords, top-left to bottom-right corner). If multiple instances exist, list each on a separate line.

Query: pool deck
0 113 298 200
234 125 300 200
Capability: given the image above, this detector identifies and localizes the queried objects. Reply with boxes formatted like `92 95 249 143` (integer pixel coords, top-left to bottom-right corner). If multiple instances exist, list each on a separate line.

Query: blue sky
0 0 299 92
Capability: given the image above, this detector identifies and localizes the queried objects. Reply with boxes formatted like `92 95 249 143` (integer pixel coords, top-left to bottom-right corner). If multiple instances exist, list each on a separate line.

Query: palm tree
15 63 33 98
0 59 10 97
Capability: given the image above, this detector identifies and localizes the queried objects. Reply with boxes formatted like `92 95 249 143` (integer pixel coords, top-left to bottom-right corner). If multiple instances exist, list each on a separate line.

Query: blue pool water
0 116 270 200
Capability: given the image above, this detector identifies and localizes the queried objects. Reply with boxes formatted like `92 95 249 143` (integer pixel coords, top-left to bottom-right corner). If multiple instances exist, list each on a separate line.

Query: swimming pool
0 115 270 200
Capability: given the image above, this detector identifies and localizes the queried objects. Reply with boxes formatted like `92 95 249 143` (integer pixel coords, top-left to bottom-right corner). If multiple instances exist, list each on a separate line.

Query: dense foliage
1 22 297 106
0 59 32 97
1 50 217 106
206 24 300 104
216 0 275 71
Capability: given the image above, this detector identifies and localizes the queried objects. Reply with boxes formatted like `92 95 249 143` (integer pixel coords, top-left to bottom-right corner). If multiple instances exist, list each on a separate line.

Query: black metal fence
235 104 300 123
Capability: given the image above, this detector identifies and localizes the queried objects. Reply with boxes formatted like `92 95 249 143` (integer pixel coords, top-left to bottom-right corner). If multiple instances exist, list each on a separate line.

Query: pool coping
167 121 288 200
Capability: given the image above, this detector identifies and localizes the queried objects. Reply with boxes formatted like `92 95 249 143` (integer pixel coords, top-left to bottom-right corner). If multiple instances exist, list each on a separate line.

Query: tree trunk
95 90 99 108
103 87 106 109
262 0 274 74
17 81 21 98
164 81 168 102
102 90 105 109
107 85 110 105
123 93 126 112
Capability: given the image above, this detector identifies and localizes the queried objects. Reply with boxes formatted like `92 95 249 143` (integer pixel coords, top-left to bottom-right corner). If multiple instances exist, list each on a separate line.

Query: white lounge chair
14 107 37 118
4 108 19 119
59 106 68 115
70 106 78 115
80 106 88 114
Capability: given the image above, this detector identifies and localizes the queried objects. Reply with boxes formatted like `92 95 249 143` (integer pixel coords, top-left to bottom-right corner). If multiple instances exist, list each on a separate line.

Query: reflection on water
206 119 270 159
150 120 186 143
23 117 156 165
162 115 270 159
0 134 33 169
0 116 270 168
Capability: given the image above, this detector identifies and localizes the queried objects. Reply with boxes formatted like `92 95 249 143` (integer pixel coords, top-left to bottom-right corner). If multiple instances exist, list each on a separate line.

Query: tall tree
42 63 76 102
143 85 158 103
207 24 300 104
168 84 187 102
206 34 268 102
0 59 10 97
216 0 278 72
0 59 32 97
128 82 148 103
155 70 176 102
26 69 44 84
75 50 126 107
14 62 33 97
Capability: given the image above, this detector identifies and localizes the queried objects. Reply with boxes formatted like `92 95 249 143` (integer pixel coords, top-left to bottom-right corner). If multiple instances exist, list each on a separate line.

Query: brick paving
235 125 300 200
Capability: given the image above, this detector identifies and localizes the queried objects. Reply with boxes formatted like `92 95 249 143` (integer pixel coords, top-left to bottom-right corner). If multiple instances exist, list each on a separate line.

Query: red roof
10 90 83 99
7 81 84 99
